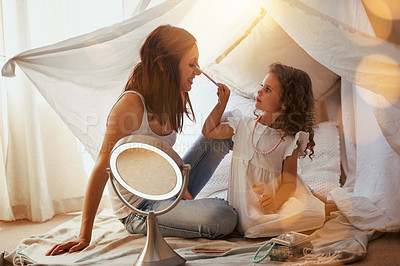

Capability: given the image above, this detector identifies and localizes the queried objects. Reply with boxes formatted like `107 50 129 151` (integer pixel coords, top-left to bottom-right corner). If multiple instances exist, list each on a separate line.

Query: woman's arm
202 84 234 139
46 93 143 255
259 148 298 212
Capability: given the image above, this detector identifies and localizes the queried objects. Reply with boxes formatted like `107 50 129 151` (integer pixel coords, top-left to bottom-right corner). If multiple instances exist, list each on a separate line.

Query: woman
46 25 237 255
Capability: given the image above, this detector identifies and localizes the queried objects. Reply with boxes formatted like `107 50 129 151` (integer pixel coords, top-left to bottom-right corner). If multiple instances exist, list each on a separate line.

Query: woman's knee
123 212 147 235
123 199 238 239
198 199 238 238
210 138 233 156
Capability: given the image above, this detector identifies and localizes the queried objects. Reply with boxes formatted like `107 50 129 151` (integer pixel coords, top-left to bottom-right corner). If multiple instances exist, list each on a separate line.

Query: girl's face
179 44 201 92
256 73 284 114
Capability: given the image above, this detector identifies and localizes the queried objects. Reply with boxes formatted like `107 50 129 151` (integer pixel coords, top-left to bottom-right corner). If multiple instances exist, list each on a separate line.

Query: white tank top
107 90 177 219
108 90 177 146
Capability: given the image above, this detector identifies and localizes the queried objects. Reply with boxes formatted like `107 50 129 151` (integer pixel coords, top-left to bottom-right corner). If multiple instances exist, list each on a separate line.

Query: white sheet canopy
2 0 400 229
2 0 261 159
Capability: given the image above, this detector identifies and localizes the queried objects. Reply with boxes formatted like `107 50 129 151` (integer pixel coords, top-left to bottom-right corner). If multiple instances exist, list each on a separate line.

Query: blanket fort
1 0 399 257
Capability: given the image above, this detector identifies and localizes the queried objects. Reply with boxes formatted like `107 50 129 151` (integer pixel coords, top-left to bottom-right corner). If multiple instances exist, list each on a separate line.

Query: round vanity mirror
109 135 184 201
107 134 190 266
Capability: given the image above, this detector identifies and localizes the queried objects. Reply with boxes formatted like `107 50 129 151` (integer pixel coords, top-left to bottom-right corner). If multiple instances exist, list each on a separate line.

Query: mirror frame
109 141 183 201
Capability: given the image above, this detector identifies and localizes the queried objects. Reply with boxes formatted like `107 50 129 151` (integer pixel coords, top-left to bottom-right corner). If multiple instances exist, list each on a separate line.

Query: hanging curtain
0 0 253 222
0 21 13 220
0 0 135 222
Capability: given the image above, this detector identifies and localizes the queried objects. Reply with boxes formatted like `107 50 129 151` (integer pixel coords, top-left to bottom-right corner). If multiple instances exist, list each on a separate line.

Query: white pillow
206 11 340 100
196 151 231 200
298 121 341 197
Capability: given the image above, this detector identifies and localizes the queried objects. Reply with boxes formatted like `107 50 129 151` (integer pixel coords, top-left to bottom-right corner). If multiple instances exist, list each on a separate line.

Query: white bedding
0 209 378 265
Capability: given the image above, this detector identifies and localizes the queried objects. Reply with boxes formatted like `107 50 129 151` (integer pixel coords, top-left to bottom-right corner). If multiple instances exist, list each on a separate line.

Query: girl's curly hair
269 63 315 158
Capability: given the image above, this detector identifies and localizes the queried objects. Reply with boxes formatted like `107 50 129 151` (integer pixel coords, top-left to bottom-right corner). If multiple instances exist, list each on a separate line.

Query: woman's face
179 44 200 92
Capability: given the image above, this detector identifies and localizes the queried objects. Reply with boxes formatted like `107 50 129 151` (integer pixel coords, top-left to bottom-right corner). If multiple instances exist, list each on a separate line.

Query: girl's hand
324 201 338 221
313 192 338 221
217 83 230 106
46 237 90 256
259 194 280 212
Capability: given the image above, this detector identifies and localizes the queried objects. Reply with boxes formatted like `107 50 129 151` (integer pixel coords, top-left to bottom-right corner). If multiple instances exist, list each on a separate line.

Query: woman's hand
217 83 230 106
46 236 90 256
259 194 280 212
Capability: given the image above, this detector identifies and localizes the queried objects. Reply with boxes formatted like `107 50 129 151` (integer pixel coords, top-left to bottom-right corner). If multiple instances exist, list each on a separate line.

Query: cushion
205 11 340 100
298 121 341 197
196 151 231 200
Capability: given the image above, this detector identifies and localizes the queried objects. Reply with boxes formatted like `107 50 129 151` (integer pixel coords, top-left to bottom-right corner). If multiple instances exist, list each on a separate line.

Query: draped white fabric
0 0 140 221
1 0 400 229
0 37 13 220
0 0 256 221
2 0 257 159
315 2 400 226
260 0 400 105
260 0 400 157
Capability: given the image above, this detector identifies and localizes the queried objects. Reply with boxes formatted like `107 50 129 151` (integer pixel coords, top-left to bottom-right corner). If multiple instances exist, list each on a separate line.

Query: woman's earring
281 104 286 110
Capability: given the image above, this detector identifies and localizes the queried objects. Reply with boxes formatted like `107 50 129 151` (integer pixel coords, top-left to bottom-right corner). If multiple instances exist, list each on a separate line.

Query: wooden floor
1 214 399 265
0 212 80 252
352 231 400 265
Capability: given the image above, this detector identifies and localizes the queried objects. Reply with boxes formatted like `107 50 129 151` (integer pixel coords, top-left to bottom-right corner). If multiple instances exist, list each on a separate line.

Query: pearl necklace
251 117 283 155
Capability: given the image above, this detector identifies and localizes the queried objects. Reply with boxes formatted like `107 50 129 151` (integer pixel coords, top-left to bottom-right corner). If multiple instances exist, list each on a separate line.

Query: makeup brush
195 66 219 87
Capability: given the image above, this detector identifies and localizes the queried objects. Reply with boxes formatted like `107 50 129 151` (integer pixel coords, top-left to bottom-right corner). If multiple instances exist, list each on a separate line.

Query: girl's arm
260 148 298 211
202 84 234 139
46 93 143 255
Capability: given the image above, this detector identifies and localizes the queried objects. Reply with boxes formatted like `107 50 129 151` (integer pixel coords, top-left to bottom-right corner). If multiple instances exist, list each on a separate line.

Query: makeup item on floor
190 247 232 255
253 231 313 263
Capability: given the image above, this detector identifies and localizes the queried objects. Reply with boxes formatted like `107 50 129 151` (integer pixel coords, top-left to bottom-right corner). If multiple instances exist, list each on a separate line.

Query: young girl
202 63 325 238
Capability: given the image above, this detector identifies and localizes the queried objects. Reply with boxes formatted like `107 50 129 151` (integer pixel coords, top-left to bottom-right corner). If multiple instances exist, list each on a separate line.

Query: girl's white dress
228 111 325 238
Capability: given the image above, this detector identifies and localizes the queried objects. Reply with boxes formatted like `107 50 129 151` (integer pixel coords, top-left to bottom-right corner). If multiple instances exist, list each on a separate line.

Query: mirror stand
107 163 190 266
134 211 186 266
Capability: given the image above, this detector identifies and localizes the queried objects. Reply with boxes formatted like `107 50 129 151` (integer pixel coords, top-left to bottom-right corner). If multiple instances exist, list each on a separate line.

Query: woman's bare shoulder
106 91 145 134
112 91 144 115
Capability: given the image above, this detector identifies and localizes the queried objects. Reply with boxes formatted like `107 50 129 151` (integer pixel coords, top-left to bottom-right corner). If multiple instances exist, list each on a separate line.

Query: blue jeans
121 135 236 239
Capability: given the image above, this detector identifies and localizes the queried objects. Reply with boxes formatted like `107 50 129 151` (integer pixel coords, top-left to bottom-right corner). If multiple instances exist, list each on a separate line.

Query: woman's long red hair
124 25 196 132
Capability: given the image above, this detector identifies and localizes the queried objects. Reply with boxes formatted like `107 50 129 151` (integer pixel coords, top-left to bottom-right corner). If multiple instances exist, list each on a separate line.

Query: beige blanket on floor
0 209 377 265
